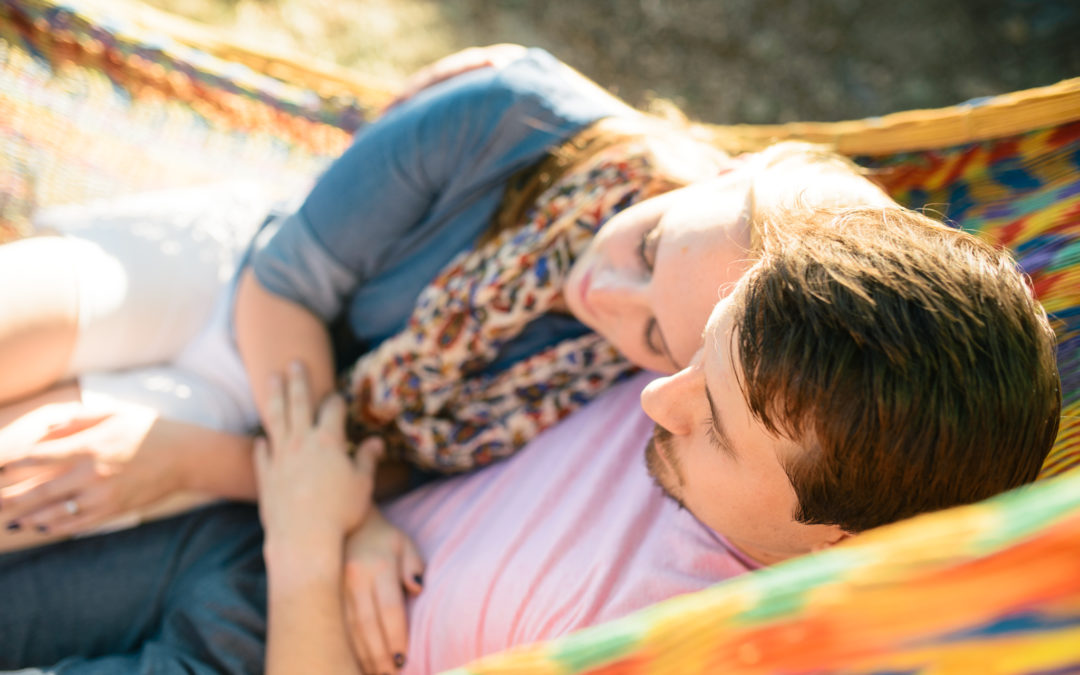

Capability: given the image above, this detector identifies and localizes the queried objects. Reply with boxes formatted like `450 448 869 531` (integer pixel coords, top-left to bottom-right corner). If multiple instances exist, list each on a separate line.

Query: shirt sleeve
249 48 627 321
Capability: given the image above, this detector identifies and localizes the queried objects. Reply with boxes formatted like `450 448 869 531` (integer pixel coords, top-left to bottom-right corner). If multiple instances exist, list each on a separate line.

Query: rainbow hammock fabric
2 0 1079 672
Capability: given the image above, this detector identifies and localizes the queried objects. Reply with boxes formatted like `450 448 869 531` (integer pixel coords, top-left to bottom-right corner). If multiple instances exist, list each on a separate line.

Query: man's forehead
703 296 735 364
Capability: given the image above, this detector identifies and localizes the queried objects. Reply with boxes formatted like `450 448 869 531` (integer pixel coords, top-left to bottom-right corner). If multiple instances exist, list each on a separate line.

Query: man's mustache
645 425 681 485
645 424 688 510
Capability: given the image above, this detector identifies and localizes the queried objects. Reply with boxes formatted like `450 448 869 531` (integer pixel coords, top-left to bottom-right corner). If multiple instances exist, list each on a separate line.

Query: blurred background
135 0 1080 123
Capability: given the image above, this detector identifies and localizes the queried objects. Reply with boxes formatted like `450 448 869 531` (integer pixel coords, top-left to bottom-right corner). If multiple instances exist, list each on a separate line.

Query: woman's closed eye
638 225 662 271
645 317 666 357
638 225 677 368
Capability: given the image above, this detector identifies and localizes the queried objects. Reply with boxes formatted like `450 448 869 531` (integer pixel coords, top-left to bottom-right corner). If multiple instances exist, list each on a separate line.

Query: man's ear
809 526 853 553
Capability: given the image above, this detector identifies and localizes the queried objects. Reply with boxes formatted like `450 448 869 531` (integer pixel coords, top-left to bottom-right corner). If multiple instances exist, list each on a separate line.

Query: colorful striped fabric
1 0 1079 672
0 0 360 241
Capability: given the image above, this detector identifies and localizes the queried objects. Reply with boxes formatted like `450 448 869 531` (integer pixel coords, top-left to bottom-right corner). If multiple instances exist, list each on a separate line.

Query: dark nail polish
6 521 20 532
394 653 406 668
35 524 48 534
413 573 423 586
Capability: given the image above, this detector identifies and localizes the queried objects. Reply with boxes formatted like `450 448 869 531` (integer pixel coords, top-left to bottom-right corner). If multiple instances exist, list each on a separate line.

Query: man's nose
639 350 703 435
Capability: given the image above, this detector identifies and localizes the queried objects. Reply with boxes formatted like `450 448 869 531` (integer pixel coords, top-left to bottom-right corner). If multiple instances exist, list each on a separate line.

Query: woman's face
564 156 892 373
563 168 756 373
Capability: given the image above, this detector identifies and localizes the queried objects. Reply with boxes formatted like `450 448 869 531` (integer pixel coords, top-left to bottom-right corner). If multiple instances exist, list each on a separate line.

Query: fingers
37 411 110 442
373 570 410 672
253 437 269 493
316 393 347 443
349 587 384 675
286 362 313 433
16 487 110 536
264 374 288 448
264 363 318 451
0 451 72 483
398 538 426 597
343 599 376 675
0 463 86 522
352 437 385 477
386 44 527 111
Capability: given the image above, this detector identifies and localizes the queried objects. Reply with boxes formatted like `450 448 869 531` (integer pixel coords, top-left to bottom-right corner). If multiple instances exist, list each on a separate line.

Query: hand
0 401 174 537
343 508 425 675
255 363 382 548
385 43 528 110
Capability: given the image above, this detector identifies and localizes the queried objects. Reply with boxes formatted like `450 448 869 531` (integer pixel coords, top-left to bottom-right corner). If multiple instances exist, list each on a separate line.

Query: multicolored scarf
343 139 680 472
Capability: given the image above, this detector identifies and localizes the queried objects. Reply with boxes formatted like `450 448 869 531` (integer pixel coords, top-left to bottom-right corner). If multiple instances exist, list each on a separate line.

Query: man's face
639 294 849 565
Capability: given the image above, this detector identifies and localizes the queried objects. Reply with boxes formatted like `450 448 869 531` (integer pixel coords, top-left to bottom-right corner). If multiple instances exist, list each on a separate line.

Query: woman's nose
588 271 648 315
639 351 703 435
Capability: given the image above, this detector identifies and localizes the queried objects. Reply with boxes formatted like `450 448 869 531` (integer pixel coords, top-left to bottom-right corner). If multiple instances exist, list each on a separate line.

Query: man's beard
645 425 686 509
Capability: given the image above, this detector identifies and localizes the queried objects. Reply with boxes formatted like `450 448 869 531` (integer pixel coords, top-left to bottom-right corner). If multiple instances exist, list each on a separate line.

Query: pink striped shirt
384 373 760 672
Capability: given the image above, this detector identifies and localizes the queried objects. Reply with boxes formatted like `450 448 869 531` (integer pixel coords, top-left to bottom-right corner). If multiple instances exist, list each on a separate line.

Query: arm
242 46 609 374
0 406 259 553
235 60 506 428
265 534 359 675
256 365 381 675
234 267 336 421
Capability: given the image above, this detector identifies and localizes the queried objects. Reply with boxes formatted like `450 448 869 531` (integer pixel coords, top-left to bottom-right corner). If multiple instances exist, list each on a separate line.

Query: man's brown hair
731 206 1061 533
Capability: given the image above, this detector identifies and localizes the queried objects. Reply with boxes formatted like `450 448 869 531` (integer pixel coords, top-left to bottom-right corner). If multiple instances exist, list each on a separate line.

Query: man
254 204 1060 673
3 183 1061 675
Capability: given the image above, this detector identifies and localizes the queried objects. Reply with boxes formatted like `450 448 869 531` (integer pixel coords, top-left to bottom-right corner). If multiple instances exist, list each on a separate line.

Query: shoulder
397 48 636 138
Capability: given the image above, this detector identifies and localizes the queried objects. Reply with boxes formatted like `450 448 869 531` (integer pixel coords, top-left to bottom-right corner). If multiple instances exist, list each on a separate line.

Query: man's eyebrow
704 382 737 458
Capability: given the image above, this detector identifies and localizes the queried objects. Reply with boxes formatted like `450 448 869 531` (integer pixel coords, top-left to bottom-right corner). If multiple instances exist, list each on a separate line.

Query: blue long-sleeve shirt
248 49 631 372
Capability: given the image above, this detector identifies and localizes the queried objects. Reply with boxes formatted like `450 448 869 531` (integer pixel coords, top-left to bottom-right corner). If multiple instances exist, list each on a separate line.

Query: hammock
2 1 1078 672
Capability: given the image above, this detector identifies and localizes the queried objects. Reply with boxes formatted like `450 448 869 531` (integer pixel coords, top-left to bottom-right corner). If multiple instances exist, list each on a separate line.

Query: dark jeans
0 503 266 674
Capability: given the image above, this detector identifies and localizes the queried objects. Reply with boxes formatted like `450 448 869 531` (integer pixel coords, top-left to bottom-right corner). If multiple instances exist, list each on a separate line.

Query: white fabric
34 182 272 433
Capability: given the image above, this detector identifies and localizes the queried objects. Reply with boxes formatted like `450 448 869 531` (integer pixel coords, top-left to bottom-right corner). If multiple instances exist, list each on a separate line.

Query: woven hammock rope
2 0 1079 673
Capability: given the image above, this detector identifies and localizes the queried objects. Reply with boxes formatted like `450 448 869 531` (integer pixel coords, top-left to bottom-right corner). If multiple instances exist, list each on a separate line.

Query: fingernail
413 573 423 587
34 524 48 534
394 653 406 668
6 521 20 532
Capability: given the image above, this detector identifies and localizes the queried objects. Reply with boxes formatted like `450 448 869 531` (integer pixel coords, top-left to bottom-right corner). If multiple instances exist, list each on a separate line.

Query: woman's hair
730 205 1061 533
487 115 728 243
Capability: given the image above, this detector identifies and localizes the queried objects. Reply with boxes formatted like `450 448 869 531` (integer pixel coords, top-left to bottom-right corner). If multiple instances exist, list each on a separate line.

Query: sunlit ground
63 0 1080 124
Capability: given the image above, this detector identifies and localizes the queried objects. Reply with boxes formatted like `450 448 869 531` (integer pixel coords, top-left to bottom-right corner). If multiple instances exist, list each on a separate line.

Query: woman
0 45 893 671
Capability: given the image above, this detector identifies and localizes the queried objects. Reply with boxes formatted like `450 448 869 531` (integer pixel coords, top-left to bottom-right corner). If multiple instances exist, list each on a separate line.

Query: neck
723 538 792 568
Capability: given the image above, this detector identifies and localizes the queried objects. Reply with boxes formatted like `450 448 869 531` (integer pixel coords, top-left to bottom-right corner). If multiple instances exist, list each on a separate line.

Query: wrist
264 535 343 588
139 415 185 495
161 420 258 499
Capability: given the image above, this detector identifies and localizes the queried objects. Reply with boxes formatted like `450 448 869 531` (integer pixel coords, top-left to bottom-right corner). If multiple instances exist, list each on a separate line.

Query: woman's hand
0 401 175 537
255 363 382 549
385 43 528 110
343 508 425 674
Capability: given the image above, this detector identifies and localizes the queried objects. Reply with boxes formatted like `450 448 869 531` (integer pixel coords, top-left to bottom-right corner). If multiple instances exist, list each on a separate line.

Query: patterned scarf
343 138 680 472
